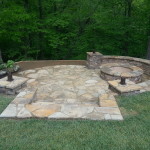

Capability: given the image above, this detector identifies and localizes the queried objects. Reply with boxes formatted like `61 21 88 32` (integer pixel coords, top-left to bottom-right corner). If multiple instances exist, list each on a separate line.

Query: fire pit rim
100 63 143 78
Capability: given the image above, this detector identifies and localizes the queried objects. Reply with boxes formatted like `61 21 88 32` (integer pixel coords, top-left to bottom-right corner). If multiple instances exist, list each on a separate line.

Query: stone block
87 52 103 69
100 100 118 107
0 76 28 95
12 89 37 104
95 107 121 115
108 80 142 95
0 104 17 117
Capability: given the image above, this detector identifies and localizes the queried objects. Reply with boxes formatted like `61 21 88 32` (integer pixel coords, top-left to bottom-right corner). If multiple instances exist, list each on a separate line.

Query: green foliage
2 60 15 72
0 0 149 60
5 60 15 69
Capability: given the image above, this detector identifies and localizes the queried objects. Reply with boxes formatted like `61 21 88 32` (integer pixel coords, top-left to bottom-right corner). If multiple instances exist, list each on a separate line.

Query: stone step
108 80 142 95
99 93 118 107
11 89 37 104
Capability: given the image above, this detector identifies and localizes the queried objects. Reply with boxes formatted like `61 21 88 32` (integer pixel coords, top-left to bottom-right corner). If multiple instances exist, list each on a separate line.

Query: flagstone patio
0 65 124 120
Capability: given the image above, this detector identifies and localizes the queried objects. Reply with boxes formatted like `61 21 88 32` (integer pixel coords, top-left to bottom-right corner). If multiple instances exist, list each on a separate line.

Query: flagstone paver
48 112 69 119
0 104 17 117
0 65 124 120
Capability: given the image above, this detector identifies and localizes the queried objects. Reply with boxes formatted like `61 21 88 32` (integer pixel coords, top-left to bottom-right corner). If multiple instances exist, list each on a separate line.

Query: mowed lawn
0 92 150 150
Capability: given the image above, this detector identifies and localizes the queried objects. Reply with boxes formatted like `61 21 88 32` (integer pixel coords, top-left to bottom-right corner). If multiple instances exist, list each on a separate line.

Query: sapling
4 60 15 81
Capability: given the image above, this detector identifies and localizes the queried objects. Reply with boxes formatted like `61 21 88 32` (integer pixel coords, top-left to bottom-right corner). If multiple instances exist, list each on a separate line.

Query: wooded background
0 0 150 61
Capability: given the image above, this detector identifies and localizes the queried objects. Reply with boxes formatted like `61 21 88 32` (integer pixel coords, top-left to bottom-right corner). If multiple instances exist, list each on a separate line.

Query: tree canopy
0 0 150 61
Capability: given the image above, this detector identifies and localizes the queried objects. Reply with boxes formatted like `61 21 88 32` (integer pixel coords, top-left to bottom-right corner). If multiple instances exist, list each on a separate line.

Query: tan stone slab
100 100 118 107
12 90 36 104
108 80 119 87
99 93 116 101
100 93 109 100
118 85 142 93
25 103 60 117
109 80 142 94
28 81 39 86
94 107 121 115
32 109 57 117
24 92 35 99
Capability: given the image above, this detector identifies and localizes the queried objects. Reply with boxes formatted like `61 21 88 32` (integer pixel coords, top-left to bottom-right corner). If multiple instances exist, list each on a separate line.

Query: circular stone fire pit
100 63 143 83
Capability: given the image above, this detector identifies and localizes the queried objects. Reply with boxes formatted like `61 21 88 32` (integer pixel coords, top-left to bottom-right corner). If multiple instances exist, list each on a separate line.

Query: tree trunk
147 37 150 60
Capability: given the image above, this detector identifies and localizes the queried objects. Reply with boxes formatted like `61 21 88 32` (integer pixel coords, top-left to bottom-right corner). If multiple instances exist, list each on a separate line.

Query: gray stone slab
48 112 69 118
111 115 123 120
61 104 94 118
82 112 104 120
104 114 111 120
94 107 121 115
0 104 17 117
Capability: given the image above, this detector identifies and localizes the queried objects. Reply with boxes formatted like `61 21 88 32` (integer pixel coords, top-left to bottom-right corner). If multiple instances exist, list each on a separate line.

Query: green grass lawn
0 92 150 150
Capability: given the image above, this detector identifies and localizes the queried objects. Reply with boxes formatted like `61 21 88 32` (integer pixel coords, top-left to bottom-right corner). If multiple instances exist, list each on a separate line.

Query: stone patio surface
0 65 123 120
